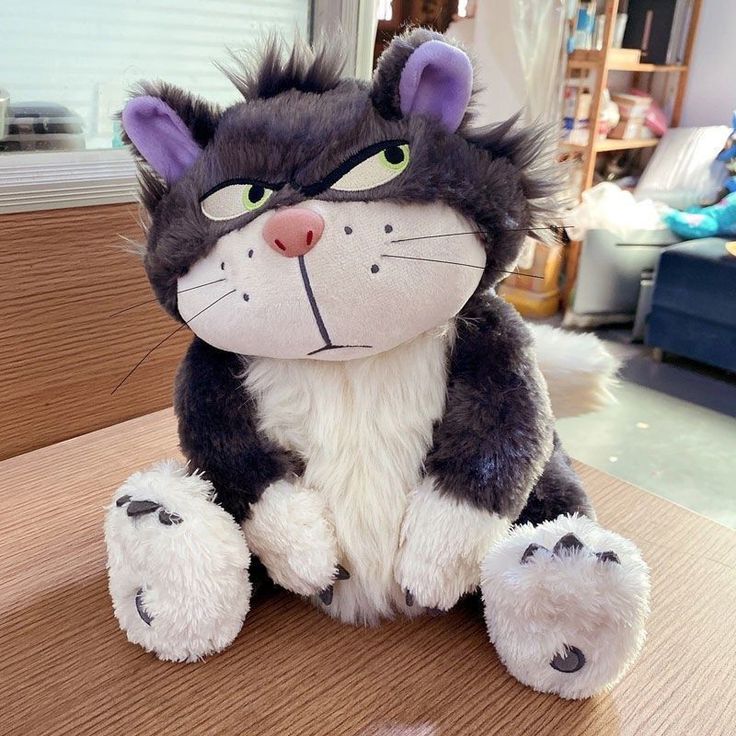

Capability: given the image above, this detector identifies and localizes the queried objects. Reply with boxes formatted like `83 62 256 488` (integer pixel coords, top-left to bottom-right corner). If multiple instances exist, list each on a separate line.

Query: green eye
201 181 275 221
242 183 272 211
330 142 412 192
379 144 410 172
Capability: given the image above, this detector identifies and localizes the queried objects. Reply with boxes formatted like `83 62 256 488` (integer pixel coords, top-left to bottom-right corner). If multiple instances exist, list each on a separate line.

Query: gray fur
219 35 345 101
122 81 221 214
123 30 583 529
427 293 555 519
175 337 302 523
515 434 594 525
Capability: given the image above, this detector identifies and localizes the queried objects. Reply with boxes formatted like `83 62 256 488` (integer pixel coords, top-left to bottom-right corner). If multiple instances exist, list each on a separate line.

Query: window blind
1 0 311 151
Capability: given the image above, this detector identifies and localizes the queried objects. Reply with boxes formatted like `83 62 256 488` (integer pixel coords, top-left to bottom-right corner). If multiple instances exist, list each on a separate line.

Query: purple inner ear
398 41 473 133
121 96 202 183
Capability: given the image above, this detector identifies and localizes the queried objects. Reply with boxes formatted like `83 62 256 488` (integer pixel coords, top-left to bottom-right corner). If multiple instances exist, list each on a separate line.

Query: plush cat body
104 31 649 700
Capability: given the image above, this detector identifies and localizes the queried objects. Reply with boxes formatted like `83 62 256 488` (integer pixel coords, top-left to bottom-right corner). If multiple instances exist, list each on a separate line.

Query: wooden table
2 410 735 736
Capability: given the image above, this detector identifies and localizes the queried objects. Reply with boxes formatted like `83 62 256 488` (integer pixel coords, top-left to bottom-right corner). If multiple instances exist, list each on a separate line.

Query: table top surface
1 409 735 736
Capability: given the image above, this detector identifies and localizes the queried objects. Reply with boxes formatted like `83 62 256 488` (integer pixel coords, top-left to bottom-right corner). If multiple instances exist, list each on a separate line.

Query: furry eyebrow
300 139 409 197
198 139 409 204
199 177 287 202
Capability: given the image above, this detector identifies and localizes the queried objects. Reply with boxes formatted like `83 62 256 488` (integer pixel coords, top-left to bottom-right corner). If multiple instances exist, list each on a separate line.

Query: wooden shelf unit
558 0 702 308
568 55 688 74
562 0 703 192
562 137 660 153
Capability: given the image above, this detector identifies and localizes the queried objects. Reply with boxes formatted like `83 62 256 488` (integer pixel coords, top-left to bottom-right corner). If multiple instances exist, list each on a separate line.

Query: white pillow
635 126 731 209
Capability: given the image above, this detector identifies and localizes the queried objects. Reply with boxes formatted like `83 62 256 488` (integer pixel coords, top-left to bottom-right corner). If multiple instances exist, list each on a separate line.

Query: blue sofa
646 238 736 373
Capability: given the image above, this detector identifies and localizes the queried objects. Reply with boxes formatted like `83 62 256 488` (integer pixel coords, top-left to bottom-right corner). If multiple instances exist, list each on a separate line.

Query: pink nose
263 207 325 257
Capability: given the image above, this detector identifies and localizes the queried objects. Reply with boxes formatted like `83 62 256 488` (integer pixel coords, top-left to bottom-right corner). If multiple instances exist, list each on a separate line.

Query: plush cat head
123 30 560 360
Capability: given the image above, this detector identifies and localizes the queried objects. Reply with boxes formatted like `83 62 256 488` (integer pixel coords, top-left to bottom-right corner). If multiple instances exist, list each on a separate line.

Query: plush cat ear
121 83 220 184
372 30 473 133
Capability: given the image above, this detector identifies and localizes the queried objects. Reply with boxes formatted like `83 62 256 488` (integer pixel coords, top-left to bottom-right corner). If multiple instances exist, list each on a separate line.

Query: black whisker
109 278 227 317
109 297 159 318
380 254 544 279
178 278 227 294
389 226 570 244
111 288 236 395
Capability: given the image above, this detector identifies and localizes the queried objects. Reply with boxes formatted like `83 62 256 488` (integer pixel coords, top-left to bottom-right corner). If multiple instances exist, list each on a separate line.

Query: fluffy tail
529 324 620 418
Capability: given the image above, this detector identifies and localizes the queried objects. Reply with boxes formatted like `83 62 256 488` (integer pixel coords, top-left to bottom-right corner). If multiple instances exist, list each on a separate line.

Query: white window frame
0 0 375 215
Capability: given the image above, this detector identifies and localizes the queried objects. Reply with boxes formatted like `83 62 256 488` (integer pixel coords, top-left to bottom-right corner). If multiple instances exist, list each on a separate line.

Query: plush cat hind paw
481 514 650 699
104 460 251 662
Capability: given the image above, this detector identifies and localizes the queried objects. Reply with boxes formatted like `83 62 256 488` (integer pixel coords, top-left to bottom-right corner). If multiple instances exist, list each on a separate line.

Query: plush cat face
123 30 557 360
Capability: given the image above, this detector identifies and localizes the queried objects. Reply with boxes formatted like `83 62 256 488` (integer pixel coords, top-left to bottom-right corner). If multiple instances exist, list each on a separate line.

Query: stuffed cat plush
104 30 650 700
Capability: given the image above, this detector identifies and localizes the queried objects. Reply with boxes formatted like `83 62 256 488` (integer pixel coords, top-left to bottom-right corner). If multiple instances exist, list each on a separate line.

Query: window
0 0 312 154
0 0 376 214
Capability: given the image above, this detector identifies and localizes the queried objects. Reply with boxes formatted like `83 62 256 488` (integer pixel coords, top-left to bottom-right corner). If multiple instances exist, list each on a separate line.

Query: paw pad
553 533 584 554
550 645 586 673
520 542 546 564
135 588 154 626
116 496 184 526
521 534 621 566
317 565 352 606
126 500 160 517
596 550 620 564
158 509 183 526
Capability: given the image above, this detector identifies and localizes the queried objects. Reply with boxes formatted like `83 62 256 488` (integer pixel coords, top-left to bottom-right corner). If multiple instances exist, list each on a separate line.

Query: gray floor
555 330 736 529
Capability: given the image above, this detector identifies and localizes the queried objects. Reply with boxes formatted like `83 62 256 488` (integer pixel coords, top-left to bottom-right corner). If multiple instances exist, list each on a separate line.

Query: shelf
596 137 660 151
611 62 687 72
560 138 660 153
567 56 687 73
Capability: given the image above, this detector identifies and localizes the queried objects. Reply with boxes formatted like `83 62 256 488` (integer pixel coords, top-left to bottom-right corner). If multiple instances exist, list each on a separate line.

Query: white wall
445 1 527 125
445 0 566 126
679 0 736 127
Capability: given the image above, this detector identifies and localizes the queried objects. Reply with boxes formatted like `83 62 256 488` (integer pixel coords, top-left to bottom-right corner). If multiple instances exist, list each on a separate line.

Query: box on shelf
608 48 642 65
562 79 591 145
562 78 607 145
609 118 645 139
608 92 652 139
499 239 563 319
613 92 652 118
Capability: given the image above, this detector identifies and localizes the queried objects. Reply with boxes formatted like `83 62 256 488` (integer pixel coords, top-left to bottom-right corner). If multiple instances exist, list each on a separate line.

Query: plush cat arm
175 337 298 522
177 337 342 596
395 294 554 610
426 295 555 518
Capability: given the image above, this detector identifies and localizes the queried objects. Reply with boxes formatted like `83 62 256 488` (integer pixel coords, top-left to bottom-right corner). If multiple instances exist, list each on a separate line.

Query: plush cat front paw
242 479 343 599
395 478 510 611
481 514 650 699
104 460 251 662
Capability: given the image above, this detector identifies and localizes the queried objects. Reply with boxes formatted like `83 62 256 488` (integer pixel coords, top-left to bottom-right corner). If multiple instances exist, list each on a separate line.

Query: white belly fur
243 325 453 624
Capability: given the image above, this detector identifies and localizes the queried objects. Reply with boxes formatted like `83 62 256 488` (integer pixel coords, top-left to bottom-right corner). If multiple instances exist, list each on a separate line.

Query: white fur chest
243 327 452 623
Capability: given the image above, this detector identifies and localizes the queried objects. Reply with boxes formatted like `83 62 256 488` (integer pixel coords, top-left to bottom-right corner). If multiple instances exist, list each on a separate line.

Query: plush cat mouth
307 343 373 356
298 255 373 356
